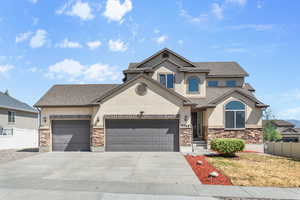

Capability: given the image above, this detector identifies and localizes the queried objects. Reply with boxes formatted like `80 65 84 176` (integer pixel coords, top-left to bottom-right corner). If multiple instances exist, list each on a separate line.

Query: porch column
179 127 192 152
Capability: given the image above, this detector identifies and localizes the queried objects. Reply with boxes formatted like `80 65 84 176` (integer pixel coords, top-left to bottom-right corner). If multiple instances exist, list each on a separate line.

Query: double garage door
52 119 179 152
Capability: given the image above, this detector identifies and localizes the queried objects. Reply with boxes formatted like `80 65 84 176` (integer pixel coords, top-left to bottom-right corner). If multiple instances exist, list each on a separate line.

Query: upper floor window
8 111 15 123
226 80 237 87
225 101 245 129
208 80 218 87
188 76 200 92
159 74 174 89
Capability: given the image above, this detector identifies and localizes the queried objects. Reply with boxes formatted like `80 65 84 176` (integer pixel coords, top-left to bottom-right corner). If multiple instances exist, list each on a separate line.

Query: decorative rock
196 160 203 165
209 171 219 177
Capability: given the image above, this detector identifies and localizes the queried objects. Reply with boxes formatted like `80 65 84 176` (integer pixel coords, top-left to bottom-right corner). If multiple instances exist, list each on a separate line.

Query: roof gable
209 88 268 107
93 74 192 104
134 48 196 69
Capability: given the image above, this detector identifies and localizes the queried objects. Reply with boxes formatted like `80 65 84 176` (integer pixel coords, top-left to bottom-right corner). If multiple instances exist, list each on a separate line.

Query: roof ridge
53 83 120 86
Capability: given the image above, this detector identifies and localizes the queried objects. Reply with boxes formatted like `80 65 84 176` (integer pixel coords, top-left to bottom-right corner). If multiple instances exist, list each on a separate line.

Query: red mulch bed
185 155 232 185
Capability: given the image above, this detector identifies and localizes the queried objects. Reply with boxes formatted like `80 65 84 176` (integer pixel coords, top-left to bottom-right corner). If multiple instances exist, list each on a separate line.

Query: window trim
224 101 246 130
8 111 16 124
158 73 175 89
187 76 200 94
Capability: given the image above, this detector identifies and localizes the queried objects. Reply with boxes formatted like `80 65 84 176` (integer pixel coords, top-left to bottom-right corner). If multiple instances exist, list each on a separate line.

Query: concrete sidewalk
0 178 299 199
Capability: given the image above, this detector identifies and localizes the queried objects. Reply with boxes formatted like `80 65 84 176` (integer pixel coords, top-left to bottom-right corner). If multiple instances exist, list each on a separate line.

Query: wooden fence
265 142 300 160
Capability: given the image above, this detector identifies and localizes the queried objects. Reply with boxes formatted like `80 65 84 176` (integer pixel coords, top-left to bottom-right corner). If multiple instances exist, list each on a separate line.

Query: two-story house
35 48 268 152
0 91 38 149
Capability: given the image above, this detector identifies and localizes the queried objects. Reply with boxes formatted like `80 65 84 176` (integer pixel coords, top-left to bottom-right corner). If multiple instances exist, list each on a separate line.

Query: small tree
263 121 282 141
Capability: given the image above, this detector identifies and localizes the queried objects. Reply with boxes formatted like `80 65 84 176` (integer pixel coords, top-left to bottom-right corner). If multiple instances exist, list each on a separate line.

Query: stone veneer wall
39 128 51 152
90 127 104 152
179 128 192 146
207 128 263 144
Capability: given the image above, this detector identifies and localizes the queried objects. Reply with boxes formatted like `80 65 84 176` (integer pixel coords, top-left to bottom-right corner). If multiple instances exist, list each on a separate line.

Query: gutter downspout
36 107 41 148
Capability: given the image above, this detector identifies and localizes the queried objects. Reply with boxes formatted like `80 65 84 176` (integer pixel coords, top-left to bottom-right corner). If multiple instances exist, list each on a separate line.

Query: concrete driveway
0 152 202 199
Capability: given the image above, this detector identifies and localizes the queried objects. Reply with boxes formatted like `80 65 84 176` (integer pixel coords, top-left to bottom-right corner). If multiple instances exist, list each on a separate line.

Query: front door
191 112 203 140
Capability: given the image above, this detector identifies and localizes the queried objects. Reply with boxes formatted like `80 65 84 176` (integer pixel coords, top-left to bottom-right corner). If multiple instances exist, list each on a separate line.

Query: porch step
192 140 207 148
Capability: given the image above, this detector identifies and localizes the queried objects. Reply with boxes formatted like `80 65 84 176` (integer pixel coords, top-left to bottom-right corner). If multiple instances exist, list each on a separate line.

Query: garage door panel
52 120 90 151
105 119 179 152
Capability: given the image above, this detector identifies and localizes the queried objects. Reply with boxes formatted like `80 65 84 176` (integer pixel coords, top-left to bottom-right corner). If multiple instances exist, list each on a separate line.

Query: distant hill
287 119 300 128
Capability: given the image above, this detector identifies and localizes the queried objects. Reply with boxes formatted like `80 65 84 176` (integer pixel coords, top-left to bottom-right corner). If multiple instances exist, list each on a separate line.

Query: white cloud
57 1 94 21
15 31 32 43
84 63 119 81
179 7 208 23
278 107 300 120
103 0 132 23
230 24 273 31
155 35 168 44
226 0 247 7
29 0 38 4
30 29 47 48
178 40 184 45
0 65 14 73
45 59 120 82
56 38 82 48
211 3 224 20
108 39 128 52
86 40 102 50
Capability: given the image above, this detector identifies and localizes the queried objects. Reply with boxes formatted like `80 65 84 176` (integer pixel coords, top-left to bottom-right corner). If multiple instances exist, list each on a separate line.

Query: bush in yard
263 121 282 141
210 138 245 156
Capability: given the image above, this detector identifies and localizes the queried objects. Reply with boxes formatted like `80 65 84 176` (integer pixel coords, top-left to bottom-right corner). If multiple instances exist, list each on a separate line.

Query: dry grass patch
207 153 300 187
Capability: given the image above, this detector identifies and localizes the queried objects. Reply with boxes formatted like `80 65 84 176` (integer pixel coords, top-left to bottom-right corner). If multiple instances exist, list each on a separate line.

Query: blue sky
0 0 299 119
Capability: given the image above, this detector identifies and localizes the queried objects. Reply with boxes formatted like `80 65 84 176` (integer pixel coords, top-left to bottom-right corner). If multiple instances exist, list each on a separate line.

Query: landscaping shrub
210 138 245 156
263 121 282 141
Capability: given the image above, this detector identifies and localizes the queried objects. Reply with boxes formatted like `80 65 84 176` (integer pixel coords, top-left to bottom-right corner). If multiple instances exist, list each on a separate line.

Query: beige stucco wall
0 108 38 129
40 107 94 128
207 92 262 128
93 77 191 128
151 62 206 98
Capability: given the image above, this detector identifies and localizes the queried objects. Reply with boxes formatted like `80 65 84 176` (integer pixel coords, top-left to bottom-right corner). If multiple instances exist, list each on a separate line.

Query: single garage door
105 119 179 152
52 120 90 151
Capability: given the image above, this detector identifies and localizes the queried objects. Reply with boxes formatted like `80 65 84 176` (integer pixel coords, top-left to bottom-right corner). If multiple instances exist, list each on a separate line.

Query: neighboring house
35 48 268 152
263 120 300 142
0 91 38 149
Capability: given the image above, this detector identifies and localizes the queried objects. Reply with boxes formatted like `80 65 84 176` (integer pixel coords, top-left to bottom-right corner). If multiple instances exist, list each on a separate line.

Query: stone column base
179 128 192 147
39 128 51 152
91 127 105 152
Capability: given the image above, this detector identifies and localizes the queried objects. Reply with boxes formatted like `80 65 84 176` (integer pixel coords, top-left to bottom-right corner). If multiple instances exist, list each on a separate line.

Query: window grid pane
225 111 235 129
225 101 245 110
208 81 218 87
236 111 245 128
188 78 199 92
159 74 166 87
226 80 236 87
166 74 174 88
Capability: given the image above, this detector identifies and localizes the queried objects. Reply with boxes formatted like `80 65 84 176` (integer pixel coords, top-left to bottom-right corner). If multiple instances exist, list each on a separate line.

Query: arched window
225 101 245 129
188 77 200 92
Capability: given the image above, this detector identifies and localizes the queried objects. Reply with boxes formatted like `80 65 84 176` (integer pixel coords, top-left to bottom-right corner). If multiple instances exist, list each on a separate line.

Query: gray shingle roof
243 83 255 92
128 61 248 77
127 48 249 77
34 84 119 107
263 120 295 127
0 92 37 113
189 87 267 108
